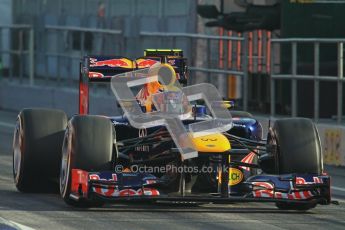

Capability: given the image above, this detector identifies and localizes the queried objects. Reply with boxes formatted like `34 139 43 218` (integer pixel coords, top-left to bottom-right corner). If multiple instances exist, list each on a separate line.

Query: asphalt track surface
0 110 344 230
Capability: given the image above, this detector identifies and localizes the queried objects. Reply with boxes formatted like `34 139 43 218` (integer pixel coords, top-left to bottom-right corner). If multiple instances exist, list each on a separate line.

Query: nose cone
192 133 231 153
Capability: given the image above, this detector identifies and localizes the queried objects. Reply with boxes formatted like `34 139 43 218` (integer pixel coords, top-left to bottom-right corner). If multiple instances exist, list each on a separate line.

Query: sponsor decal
228 168 243 186
136 128 149 152
251 180 315 200
138 128 147 138
252 182 274 198
89 173 118 181
88 71 104 78
92 187 160 197
88 173 118 195
296 176 322 185
90 58 133 68
136 58 160 68
274 191 313 200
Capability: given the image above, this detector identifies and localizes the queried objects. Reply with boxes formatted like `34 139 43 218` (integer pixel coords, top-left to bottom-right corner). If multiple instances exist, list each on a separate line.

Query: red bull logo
136 58 160 68
90 58 133 68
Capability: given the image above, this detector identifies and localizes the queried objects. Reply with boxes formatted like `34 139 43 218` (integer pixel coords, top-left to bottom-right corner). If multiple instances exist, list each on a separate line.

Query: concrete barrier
1 82 344 166
318 124 345 167
0 82 120 116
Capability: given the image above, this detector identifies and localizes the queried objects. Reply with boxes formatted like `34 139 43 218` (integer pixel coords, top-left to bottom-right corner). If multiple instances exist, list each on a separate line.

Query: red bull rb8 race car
13 49 331 210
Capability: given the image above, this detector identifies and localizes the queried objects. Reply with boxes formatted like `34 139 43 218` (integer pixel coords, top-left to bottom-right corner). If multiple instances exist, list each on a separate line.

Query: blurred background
0 0 345 165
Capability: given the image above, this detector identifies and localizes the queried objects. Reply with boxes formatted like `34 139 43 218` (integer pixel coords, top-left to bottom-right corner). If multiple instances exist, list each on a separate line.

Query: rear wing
79 49 188 114
86 56 135 81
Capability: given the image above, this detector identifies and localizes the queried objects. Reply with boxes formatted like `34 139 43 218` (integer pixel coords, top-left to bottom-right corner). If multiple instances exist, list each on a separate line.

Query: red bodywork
70 169 160 199
71 169 89 197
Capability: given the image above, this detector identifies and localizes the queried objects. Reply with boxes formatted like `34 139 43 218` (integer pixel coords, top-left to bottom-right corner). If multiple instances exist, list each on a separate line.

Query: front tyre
272 118 322 175
60 115 113 207
268 118 322 211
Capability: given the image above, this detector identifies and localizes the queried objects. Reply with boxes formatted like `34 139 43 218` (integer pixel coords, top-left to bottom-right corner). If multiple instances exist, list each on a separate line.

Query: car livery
12 49 331 211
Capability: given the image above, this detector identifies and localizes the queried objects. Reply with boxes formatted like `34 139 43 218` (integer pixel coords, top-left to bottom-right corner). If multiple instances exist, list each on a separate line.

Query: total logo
228 168 243 186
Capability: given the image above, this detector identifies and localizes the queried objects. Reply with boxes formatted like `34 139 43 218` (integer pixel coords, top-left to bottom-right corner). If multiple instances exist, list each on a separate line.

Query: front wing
69 169 331 205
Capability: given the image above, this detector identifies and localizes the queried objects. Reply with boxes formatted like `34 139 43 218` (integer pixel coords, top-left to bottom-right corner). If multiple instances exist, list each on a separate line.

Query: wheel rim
60 129 71 197
13 120 22 183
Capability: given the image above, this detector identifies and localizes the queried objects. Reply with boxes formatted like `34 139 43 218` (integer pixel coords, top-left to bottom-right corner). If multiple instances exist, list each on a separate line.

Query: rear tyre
13 109 67 192
269 118 322 210
60 115 113 207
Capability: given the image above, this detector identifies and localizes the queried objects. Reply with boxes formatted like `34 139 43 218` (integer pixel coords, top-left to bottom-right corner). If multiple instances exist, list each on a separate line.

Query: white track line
10 221 36 230
332 186 345 192
0 217 36 230
0 121 15 129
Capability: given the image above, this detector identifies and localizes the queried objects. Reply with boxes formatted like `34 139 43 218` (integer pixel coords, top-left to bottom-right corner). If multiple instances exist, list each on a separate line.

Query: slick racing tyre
13 108 67 192
60 115 113 207
271 118 322 174
268 118 322 210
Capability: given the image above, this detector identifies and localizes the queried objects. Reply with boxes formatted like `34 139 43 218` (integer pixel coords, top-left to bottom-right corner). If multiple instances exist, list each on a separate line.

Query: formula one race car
13 49 331 210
